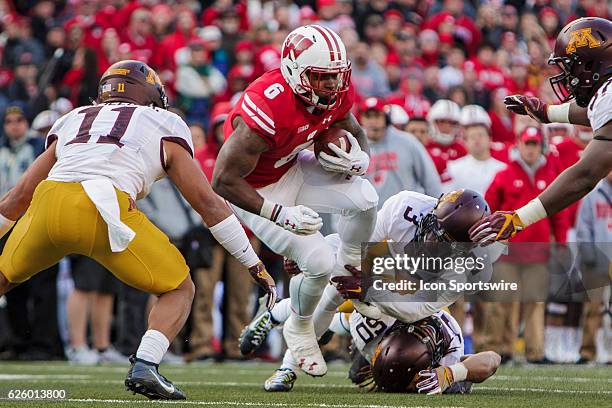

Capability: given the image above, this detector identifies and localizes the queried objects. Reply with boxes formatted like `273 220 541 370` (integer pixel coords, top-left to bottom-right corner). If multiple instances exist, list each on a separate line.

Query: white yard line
490 375 612 383
0 398 462 408
474 386 612 395
0 376 609 396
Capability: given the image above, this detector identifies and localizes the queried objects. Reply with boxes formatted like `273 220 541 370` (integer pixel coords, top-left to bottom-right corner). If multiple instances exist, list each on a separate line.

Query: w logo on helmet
282 33 314 61
566 28 602 53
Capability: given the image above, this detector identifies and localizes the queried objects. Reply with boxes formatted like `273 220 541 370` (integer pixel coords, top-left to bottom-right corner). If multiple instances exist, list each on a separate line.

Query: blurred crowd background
0 0 610 367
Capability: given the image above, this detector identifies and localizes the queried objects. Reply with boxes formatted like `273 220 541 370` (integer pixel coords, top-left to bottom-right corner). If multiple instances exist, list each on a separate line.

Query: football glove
416 366 455 395
330 275 363 300
468 211 526 246
318 133 369 176
248 262 277 311
504 95 550 123
274 205 323 235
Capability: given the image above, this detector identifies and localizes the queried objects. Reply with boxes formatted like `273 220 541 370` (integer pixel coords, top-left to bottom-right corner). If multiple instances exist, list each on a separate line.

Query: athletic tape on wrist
547 103 570 123
516 198 547 227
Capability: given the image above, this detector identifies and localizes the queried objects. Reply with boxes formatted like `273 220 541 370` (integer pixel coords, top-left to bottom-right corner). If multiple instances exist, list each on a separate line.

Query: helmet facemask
548 52 604 107
299 64 351 110
414 213 452 243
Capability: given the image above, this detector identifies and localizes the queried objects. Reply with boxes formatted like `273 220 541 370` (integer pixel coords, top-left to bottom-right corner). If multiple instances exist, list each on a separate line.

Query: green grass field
0 361 610 408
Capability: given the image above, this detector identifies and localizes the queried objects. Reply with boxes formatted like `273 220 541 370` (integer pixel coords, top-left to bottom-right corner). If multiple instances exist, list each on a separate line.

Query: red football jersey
425 140 467 183
224 68 355 188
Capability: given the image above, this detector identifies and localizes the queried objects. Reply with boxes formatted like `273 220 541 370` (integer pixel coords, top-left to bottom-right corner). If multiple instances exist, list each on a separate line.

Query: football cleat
125 355 186 400
239 296 276 355
264 368 297 392
283 314 327 377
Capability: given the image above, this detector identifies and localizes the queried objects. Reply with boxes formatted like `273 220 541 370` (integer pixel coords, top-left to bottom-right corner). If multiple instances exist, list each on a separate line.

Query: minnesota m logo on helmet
566 28 602 53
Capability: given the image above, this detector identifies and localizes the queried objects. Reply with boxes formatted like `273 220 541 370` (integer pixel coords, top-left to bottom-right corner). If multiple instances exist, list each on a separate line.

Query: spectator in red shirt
481 126 569 363
158 8 199 74
96 28 120 74
120 8 157 66
468 43 506 91
488 87 516 145
150 4 175 40
61 47 99 108
424 0 482 56
252 23 281 78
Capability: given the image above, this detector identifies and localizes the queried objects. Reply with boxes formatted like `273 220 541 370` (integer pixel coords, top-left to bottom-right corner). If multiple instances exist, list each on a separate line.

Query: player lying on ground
469 17 612 247
238 189 501 391
211 25 378 376
0 60 276 400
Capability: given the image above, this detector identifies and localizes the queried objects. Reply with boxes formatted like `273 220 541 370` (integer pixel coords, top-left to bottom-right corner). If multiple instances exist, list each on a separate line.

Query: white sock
270 298 292 324
280 349 299 372
136 330 170 365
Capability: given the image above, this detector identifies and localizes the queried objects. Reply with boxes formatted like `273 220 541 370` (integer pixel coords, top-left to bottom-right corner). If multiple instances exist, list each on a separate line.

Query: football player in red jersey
425 100 467 183
469 17 612 248
212 25 378 377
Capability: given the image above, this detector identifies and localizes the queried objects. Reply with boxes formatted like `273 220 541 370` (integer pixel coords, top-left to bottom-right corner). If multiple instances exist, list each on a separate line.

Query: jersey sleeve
167 114 195 158
238 90 278 146
45 112 72 152
159 112 195 171
588 78 612 132
371 191 406 242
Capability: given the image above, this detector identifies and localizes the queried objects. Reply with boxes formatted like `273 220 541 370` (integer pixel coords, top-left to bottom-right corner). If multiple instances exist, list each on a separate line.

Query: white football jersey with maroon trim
588 77 612 132
46 103 193 200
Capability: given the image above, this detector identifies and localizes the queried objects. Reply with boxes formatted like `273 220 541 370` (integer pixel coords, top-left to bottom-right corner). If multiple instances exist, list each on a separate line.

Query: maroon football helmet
97 60 169 109
415 189 490 243
371 316 450 392
548 17 612 107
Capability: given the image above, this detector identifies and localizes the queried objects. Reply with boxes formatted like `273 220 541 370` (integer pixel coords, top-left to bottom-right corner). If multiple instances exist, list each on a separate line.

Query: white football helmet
388 104 410 127
280 25 351 110
460 105 491 129
427 99 461 145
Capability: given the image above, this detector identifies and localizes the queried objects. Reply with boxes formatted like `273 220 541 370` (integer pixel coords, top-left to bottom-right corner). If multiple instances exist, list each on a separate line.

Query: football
314 127 351 159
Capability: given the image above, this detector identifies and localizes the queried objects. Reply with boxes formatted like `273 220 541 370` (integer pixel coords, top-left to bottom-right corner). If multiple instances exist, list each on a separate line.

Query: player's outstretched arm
0 141 57 237
212 117 322 235
538 123 612 215
416 351 501 395
470 122 612 245
504 95 590 126
164 140 277 309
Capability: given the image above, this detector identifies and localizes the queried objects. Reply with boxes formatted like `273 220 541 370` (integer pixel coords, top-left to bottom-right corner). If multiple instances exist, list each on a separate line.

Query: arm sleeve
370 193 403 242
45 112 70 152
167 116 195 157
